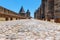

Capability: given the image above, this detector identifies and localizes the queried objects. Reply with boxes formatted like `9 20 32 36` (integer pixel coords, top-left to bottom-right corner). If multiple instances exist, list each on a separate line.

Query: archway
5 17 9 21
10 18 13 20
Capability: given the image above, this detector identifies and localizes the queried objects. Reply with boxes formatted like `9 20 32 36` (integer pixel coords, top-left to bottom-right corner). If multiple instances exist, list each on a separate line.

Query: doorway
10 18 13 20
5 17 9 21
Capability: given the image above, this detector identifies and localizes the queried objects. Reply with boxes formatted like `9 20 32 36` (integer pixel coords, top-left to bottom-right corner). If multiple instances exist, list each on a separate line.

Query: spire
26 9 30 17
19 6 25 13
26 10 30 13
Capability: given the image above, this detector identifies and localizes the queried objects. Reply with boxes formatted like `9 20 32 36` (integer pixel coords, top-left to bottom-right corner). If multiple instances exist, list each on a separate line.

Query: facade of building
34 8 40 19
34 0 45 20
0 6 31 21
19 6 31 19
54 0 60 23
34 0 60 23
44 0 54 21
19 6 26 19
26 10 31 19
0 6 21 21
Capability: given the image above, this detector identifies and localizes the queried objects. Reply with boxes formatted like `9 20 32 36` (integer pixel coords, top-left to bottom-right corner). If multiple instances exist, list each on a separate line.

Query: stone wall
0 17 5 21
34 0 60 23
54 0 60 23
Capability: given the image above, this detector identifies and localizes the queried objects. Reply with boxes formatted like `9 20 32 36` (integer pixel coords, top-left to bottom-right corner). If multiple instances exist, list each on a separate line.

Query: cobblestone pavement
0 19 60 40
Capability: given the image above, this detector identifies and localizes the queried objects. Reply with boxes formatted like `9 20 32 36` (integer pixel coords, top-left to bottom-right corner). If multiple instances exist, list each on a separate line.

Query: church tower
19 6 26 17
26 10 31 18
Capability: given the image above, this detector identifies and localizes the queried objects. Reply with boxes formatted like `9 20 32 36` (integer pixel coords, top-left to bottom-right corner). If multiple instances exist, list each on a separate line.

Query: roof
0 6 18 15
19 6 25 13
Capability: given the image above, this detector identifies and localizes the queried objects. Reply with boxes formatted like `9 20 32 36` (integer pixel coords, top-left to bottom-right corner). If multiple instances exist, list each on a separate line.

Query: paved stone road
0 19 60 40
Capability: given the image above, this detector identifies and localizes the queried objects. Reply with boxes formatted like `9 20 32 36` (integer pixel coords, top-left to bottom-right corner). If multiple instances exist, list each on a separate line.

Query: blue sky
0 0 41 17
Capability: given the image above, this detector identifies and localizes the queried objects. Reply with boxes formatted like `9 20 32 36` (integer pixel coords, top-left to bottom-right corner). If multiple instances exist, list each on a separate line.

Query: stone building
34 10 39 19
54 0 60 23
44 0 54 21
34 10 37 19
34 0 54 21
34 0 46 20
0 6 31 21
0 6 21 21
26 10 31 19
34 0 60 23
34 7 41 19
19 6 31 19
43 0 54 21
19 6 26 19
